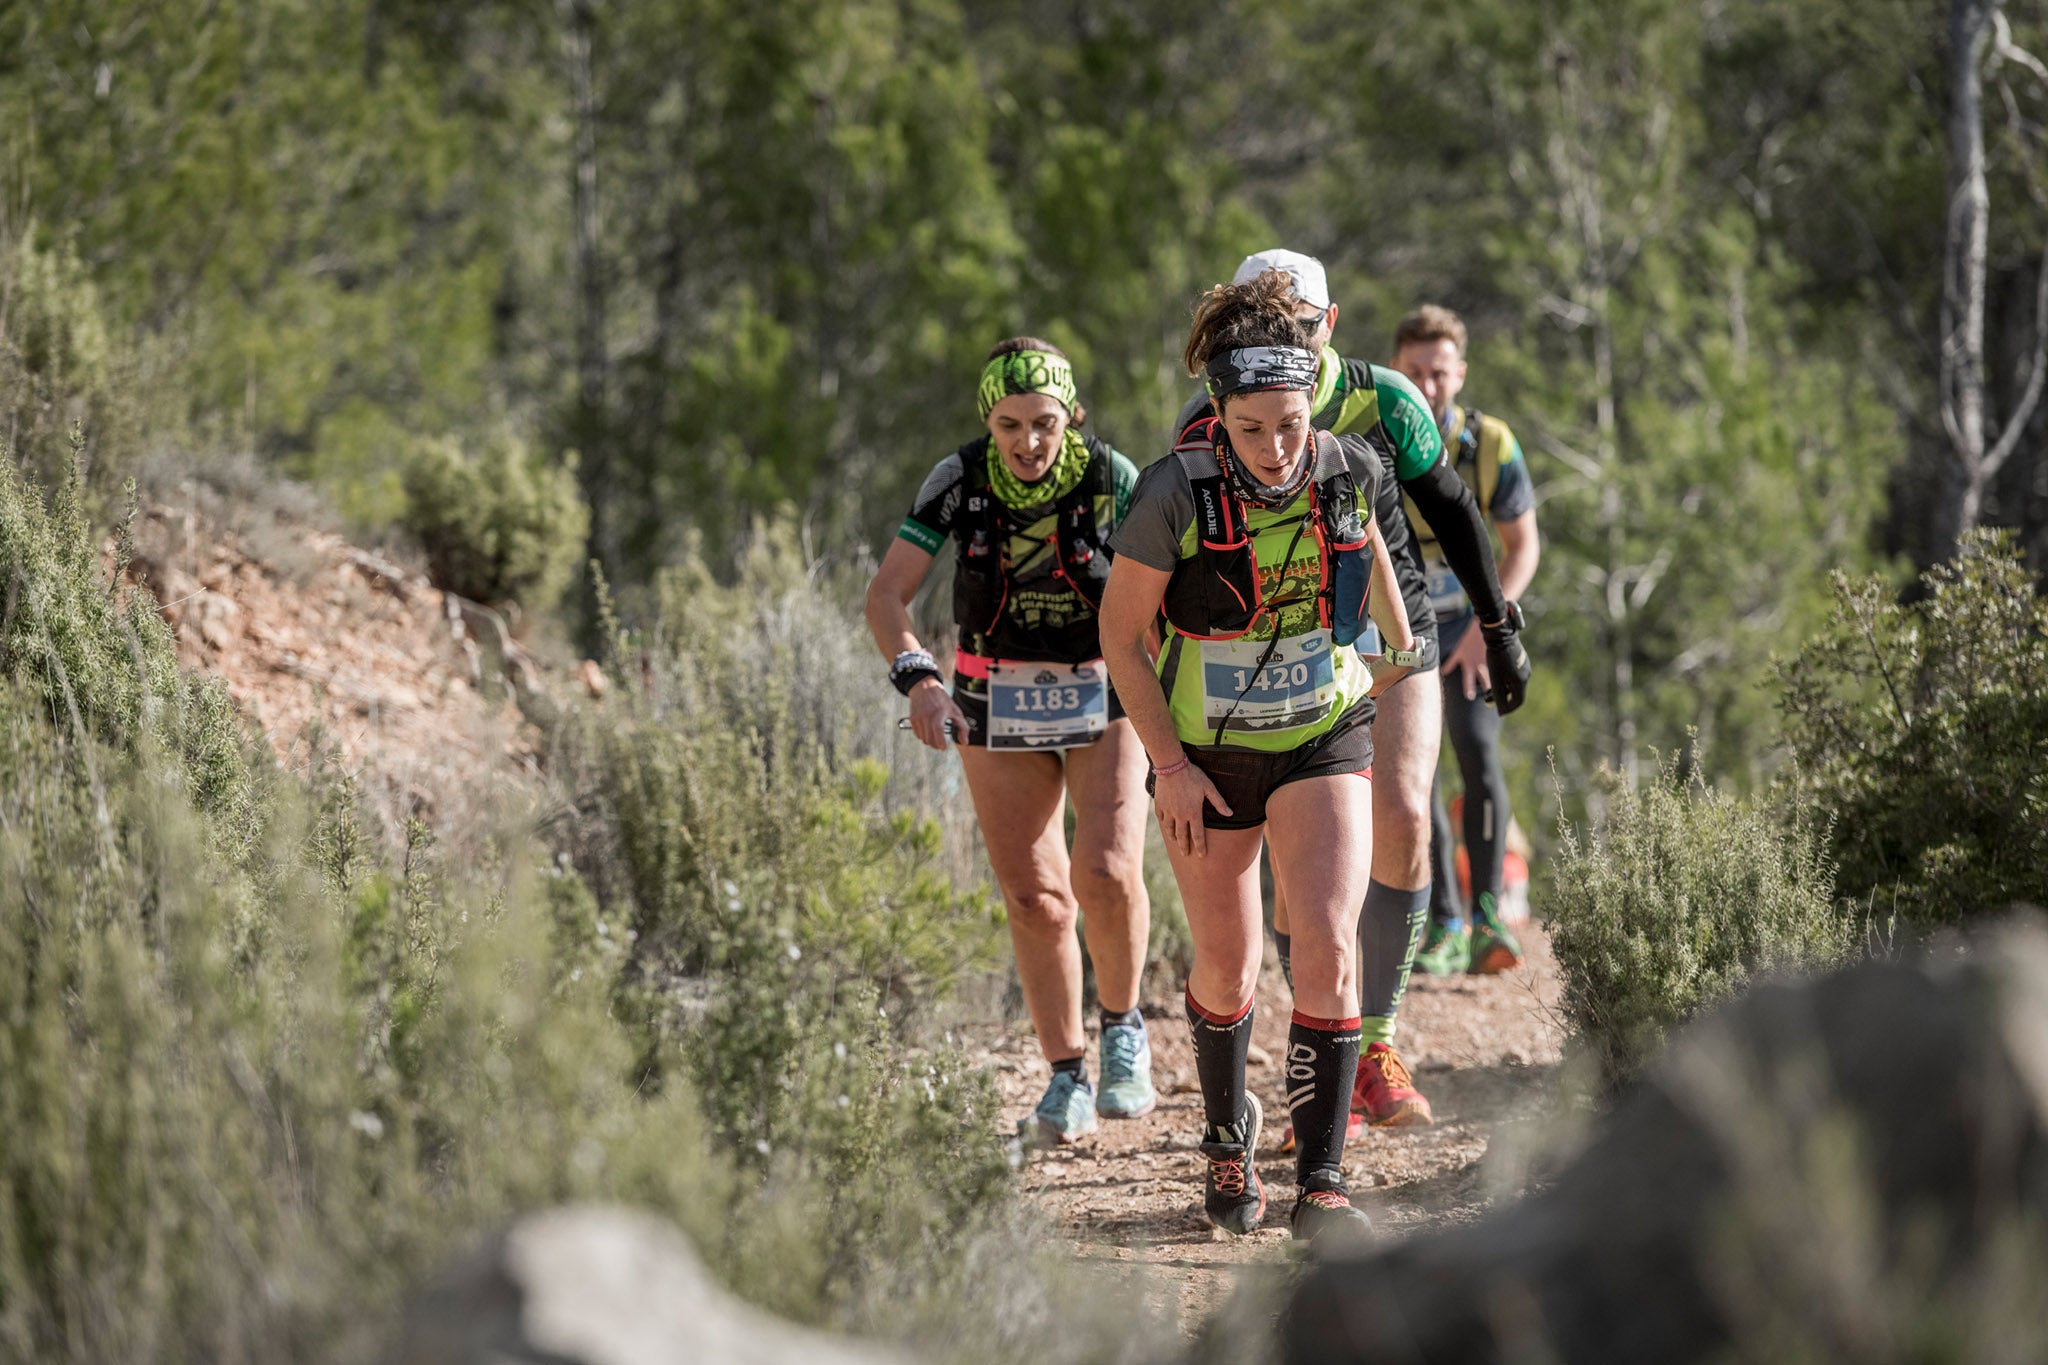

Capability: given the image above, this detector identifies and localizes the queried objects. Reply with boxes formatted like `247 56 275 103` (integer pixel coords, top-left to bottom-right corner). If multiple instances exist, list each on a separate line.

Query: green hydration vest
1155 416 1376 752
953 433 1116 661
1400 406 1500 560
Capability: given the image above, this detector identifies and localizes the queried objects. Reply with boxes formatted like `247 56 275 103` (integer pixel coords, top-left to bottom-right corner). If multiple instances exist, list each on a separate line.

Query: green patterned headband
976 349 1078 419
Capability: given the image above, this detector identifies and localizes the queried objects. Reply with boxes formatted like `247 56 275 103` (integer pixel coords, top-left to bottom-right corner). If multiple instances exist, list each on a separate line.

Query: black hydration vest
952 434 1116 658
1160 418 1373 645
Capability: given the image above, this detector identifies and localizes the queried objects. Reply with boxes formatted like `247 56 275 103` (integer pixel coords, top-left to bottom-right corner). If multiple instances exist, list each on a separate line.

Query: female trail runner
1101 272 1419 1243
865 338 1154 1149
1176 250 1530 1138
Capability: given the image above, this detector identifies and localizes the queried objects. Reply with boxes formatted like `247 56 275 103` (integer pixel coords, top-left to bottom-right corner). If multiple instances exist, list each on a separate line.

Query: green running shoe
1096 1021 1157 1119
1415 921 1472 976
1018 1069 1098 1149
1469 915 1524 976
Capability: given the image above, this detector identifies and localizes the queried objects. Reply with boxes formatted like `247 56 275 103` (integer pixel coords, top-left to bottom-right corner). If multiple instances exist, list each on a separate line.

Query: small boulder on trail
390 1205 913 1365
1277 914 2048 1365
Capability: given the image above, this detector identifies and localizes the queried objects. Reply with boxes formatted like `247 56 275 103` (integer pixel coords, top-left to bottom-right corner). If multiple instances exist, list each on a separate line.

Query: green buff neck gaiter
987 427 1088 508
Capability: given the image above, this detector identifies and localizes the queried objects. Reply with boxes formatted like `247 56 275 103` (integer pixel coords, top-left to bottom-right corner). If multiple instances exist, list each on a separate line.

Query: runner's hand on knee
1445 629 1486 701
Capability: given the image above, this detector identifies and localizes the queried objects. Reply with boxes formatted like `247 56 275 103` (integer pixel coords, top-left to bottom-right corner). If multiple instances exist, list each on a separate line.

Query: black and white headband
1203 345 1318 400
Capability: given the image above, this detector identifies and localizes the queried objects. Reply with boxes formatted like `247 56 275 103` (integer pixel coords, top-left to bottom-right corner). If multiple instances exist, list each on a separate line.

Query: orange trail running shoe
1353 1041 1434 1127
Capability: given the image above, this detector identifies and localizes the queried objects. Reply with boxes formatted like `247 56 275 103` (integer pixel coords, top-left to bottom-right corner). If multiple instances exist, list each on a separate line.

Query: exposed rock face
1281 916 2048 1364
391 1206 912 1365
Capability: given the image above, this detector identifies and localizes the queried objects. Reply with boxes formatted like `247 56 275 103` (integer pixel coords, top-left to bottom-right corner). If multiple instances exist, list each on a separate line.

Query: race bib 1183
986 659 1110 750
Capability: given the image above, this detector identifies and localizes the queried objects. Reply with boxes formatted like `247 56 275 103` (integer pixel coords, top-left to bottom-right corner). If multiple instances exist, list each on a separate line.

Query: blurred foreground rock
1281 914 2048 1364
391 1206 912 1365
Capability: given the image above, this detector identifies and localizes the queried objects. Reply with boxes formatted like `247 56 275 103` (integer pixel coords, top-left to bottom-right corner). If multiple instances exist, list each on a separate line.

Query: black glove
1480 602 1530 716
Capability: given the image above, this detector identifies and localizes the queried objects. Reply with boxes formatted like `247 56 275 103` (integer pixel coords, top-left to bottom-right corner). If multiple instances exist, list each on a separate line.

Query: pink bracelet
1151 756 1190 778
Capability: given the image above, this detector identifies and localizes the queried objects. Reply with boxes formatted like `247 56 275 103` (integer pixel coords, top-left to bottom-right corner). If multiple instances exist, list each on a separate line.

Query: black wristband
891 667 942 697
889 647 943 696
1481 601 1528 644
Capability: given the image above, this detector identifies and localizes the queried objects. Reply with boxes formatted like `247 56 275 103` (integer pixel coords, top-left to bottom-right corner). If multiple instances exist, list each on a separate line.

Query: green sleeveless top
1112 436 1383 753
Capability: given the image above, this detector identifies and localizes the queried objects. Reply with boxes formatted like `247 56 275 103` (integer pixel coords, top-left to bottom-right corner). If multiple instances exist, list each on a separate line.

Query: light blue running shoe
1096 1021 1157 1119
1019 1069 1098 1149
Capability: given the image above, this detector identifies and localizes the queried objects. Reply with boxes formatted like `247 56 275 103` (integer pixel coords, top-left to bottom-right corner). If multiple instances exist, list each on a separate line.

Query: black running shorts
1147 697 1376 830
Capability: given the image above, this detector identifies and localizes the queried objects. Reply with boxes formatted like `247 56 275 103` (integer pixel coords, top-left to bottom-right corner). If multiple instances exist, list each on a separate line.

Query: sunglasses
1297 304 1331 330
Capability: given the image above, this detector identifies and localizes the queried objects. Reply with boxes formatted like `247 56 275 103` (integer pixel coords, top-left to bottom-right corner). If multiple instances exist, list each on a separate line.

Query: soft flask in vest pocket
1318 474 1372 648
1329 542 1372 647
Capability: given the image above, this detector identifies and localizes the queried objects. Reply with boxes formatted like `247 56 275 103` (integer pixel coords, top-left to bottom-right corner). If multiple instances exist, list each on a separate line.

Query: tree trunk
561 0 616 582
1940 0 1997 551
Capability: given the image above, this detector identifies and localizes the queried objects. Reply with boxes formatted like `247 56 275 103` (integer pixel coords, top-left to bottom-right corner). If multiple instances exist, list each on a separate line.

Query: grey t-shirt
1110 431 1384 573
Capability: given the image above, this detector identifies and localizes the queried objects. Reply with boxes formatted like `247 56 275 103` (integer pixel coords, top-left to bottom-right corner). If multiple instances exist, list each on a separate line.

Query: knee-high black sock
1360 879 1431 1048
1288 1010 1362 1190
1186 987 1255 1142
1427 773 1467 929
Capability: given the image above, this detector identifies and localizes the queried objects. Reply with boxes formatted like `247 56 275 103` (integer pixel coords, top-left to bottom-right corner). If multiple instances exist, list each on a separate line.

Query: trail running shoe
1469 908 1525 976
1277 1111 1365 1155
1018 1069 1098 1149
1353 1041 1434 1128
1290 1174 1374 1247
1415 921 1472 976
1096 1020 1157 1119
1200 1093 1266 1237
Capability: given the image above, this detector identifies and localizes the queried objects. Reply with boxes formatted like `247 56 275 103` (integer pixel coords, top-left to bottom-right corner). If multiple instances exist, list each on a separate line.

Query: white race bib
1198 630 1338 735
986 659 1110 750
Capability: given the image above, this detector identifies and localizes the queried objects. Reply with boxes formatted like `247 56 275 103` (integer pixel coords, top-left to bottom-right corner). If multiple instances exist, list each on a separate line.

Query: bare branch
1539 293 1597 329
1627 545 1675 612
1993 11 2048 84
1982 227 2048 472
1536 431 1605 484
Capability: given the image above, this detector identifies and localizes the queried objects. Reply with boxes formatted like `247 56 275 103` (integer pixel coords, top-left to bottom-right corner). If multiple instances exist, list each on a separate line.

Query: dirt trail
979 924 1565 1333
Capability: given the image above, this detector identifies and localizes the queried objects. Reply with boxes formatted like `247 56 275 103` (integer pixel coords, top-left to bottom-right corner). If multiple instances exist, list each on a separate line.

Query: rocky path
981 923 1566 1334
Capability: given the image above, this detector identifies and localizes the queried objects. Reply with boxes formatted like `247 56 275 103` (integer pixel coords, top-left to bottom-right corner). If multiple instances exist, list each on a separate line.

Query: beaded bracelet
889 648 942 697
1151 756 1190 778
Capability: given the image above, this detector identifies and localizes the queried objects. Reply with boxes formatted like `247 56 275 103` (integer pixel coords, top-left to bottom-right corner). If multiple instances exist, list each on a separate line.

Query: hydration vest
1403 406 1501 557
1160 418 1374 646
953 434 1116 643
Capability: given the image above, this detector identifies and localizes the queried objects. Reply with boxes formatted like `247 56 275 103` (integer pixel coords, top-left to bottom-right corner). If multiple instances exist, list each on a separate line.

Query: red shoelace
1209 1154 1247 1197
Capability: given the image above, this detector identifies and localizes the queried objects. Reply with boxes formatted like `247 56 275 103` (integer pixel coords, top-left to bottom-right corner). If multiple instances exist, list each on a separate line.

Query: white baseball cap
1232 248 1330 310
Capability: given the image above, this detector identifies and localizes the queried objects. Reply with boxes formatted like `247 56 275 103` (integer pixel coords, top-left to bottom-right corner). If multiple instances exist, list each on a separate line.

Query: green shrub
1775 531 2048 929
1546 758 1857 1084
399 430 589 610
0 450 259 856
0 449 730 1361
0 226 169 500
540 517 1019 1322
0 458 1109 1363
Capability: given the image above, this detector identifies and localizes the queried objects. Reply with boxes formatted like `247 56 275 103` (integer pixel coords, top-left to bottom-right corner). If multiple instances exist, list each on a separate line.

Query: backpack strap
1051 437 1117 610
952 437 1007 633
1468 409 1502 520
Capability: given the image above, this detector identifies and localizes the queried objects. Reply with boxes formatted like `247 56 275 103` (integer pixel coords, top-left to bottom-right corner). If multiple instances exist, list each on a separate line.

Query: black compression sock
1186 988 1255 1141
1274 932 1293 992
1287 1010 1362 1189
1099 1005 1144 1033
1360 880 1431 1022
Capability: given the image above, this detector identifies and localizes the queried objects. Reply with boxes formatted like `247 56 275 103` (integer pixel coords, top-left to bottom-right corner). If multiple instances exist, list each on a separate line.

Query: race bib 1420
1198 631 1337 735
